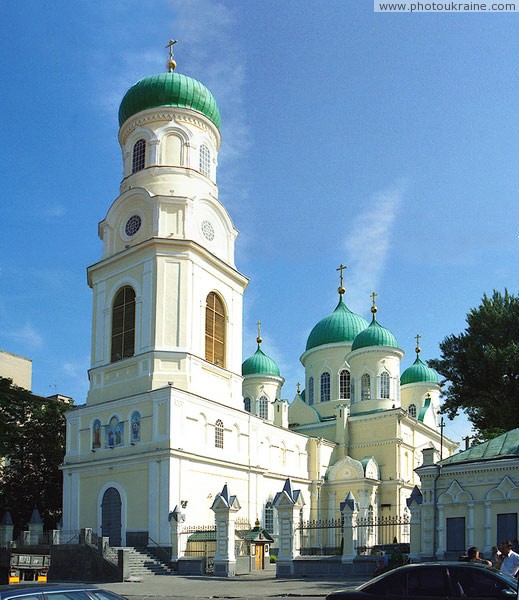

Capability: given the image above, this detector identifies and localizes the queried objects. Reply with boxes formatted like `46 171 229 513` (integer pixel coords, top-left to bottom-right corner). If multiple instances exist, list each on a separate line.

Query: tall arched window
259 396 269 420
199 144 211 177
215 419 224 448
308 377 314 405
264 502 274 534
320 372 331 402
339 369 351 399
244 397 251 413
205 292 225 367
132 139 146 173
408 404 417 418
380 372 390 399
361 373 371 401
111 286 136 362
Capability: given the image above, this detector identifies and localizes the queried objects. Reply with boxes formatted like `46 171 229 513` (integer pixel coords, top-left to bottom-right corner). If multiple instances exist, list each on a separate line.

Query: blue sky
1 1 518 446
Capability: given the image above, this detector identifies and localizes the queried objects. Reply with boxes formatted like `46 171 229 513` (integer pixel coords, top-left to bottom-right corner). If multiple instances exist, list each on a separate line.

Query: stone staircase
125 546 173 577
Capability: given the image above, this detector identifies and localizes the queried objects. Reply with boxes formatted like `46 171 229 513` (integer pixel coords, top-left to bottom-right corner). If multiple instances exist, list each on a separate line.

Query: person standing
466 546 492 566
498 541 519 578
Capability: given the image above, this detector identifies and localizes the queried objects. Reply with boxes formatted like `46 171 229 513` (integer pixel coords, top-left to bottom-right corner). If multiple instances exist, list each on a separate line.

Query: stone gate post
211 484 241 577
273 478 305 577
341 492 358 563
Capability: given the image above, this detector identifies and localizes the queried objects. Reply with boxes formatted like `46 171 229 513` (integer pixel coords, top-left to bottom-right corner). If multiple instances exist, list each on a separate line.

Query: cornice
119 108 220 149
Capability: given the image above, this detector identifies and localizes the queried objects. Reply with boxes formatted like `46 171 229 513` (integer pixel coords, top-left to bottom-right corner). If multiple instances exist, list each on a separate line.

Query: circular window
201 220 215 241
125 215 142 237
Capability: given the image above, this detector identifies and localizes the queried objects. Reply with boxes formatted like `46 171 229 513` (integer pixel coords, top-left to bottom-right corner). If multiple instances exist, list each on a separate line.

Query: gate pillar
169 506 187 563
211 484 241 577
273 478 305 577
406 486 423 561
341 492 358 563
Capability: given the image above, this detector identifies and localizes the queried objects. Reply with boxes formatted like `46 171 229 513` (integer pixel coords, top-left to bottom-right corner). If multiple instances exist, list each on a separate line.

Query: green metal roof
242 345 280 377
440 428 519 466
417 394 432 422
401 356 440 386
118 72 221 129
351 314 398 351
306 297 369 351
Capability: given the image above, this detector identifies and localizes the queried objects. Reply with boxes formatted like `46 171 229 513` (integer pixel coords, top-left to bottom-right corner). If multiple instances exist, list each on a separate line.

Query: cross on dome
336 263 347 295
165 39 178 72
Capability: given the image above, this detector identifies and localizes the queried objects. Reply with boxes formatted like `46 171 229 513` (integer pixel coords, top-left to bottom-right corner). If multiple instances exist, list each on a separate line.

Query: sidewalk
101 570 370 600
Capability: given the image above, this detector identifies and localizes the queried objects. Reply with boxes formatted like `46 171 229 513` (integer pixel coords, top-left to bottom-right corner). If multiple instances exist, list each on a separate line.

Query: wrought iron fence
298 519 343 555
298 514 411 556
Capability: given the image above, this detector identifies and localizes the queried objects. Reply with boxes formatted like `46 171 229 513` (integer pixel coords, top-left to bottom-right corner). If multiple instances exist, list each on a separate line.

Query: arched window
244 397 251 413
205 292 225 367
215 419 224 448
361 374 371 401
111 286 136 362
320 372 331 402
199 144 211 178
132 139 146 173
130 411 141 443
380 372 390 399
408 404 417 418
308 377 314 405
259 396 269 420
264 502 274 534
339 369 351 399
92 419 102 449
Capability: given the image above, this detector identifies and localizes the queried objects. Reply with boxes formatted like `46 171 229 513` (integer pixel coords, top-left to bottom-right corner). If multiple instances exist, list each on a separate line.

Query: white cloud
344 180 407 314
8 323 43 349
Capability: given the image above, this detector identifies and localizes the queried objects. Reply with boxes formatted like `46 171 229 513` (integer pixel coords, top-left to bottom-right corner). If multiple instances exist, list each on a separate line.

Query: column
273 479 305 578
341 493 358 564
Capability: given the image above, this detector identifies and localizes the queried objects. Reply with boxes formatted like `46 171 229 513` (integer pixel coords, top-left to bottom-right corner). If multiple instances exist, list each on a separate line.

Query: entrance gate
101 487 122 546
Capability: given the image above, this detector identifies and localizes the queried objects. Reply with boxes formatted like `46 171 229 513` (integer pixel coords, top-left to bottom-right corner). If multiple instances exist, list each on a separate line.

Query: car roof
0 584 105 598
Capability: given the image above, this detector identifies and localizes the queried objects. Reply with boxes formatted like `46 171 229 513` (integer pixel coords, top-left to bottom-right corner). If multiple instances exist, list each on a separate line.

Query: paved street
101 570 370 600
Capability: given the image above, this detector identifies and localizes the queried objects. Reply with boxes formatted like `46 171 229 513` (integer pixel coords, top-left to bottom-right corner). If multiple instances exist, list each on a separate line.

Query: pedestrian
462 546 492 566
490 545 501 569
498 540 519 578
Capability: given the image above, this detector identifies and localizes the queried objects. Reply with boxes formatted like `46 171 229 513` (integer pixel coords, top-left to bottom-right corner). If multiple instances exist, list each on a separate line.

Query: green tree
428 290 519 441
0 377 70 531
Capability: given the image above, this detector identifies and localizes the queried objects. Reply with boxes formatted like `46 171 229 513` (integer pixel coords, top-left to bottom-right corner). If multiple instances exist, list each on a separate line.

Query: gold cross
415 334 421 347
256 320 262 344
370 291 378 307
336 264 347 288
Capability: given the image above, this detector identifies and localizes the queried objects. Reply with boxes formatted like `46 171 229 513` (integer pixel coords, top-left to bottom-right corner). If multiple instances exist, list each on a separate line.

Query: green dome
351 314 398 351
242 345 280 377
118 72 221 129
306 297 369 351
401 356 440 385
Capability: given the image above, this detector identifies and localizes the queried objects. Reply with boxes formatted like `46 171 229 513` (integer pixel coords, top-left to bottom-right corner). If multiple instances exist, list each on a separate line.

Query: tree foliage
428 290 519 441
0 377 70 531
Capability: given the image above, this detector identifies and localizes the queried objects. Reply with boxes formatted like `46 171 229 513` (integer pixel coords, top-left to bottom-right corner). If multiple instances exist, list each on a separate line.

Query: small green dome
351 314 398 351
401 356 440 385
242 345 280 377
118 72 221 129
306 297 369 351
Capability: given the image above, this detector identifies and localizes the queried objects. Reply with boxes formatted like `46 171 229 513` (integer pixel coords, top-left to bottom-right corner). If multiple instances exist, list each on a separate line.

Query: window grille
111 286 136 362
339 369 351 399
320 372 331 402
215 419 224 448
205 292 225 367
132 139 146 173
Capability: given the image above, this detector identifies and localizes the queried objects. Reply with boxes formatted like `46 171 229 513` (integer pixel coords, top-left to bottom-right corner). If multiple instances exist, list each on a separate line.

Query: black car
327 562 518 600
0 584 127 600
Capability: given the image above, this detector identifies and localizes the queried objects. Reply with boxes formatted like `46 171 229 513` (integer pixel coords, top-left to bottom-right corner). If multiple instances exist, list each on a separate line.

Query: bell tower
86 44 248 407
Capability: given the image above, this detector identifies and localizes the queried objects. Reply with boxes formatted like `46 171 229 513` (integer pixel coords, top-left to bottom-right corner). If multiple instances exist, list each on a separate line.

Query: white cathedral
61 51 458 549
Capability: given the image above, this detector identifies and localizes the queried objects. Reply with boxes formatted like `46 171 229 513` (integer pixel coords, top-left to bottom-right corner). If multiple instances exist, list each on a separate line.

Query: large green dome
118 72 221 129
242 345 280 377
401 356 440 385
306 297 369 351
351 314 398 351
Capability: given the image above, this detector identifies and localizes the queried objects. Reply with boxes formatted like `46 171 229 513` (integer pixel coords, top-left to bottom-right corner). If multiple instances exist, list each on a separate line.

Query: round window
125 215 142 237
201 220 215 241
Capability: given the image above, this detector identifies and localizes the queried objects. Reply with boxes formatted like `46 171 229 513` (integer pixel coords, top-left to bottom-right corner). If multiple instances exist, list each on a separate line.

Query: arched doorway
101 487 122 546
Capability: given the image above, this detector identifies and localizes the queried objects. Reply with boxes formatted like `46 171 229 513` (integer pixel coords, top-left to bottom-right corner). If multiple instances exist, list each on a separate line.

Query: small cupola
242 323 284 423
